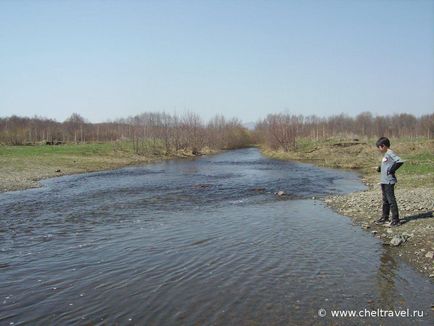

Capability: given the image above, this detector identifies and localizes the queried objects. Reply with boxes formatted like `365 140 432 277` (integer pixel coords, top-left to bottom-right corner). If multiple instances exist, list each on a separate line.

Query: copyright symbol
318 308 327 317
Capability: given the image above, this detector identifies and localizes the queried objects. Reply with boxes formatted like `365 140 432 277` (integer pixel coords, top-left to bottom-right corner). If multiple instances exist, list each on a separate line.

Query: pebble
390 235 405 247
425 251 434 259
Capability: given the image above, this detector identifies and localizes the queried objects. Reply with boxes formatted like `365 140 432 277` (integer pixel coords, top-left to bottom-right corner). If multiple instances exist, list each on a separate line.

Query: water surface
1 148 433 325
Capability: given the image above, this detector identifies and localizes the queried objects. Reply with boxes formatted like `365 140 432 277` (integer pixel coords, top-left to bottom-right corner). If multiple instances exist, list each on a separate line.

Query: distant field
0 142 118 157
0 141 203 192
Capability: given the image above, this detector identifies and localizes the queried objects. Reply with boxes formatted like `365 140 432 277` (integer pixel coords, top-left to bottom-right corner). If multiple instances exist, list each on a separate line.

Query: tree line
0 112 252 154
1 111 432 153
255 112 434 151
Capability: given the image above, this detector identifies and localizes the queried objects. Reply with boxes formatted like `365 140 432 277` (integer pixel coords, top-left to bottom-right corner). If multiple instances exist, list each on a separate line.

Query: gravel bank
324 186 434 279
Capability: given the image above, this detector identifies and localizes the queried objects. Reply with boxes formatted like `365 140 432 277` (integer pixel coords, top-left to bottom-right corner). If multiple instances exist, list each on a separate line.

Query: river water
0 148 433 325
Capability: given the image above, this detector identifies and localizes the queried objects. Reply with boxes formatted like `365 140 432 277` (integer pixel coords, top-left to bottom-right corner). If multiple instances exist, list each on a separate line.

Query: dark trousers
381 184 399 222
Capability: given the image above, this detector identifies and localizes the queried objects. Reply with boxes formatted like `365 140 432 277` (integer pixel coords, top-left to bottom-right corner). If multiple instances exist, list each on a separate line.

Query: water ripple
0 148 433 325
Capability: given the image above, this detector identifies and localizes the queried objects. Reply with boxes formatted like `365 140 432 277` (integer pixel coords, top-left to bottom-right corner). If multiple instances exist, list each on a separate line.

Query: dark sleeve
388 162 403 175
376 165 381 173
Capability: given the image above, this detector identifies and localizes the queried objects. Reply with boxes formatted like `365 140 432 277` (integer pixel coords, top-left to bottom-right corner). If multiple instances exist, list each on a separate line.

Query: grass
0 142 143 178
262 137 434 188
0 140 174 160
0 142 117 157
0 141 207 192
400 153 434 174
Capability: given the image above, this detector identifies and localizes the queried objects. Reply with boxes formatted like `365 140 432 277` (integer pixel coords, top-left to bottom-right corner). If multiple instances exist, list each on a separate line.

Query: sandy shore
324 186 434 279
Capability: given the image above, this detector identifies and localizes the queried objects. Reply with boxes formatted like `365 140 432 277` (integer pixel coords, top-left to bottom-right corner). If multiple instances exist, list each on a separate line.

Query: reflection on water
377 251 399 310
0 148 433 325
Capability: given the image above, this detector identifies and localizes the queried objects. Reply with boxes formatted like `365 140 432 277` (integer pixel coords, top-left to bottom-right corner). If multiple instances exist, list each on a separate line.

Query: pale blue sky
0 0 433 123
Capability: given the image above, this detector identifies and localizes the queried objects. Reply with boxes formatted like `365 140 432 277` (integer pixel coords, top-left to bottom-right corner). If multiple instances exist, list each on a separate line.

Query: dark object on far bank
46 141 64 145
192 148 203 156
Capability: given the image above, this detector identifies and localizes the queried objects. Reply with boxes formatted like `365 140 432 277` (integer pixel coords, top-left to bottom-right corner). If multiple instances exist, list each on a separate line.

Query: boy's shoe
375 217 390 225
388 220 401 227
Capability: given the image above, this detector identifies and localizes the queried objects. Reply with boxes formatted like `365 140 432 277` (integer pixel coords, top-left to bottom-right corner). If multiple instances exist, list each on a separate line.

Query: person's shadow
401 210 434 224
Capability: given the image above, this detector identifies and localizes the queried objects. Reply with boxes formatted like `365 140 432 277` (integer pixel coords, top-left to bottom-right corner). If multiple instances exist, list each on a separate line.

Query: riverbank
0 142 218 192
3 140 433 278
262 138 434 279
3 146 432 325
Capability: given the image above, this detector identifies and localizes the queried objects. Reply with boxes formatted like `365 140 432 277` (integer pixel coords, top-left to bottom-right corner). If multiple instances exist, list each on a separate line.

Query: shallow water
0 148 433 325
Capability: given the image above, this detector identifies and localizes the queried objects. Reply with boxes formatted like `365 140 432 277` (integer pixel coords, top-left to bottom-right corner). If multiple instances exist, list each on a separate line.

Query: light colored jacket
380 149 404 184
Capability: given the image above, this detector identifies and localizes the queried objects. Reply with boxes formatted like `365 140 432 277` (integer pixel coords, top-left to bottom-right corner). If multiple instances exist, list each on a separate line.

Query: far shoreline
0 143 222 193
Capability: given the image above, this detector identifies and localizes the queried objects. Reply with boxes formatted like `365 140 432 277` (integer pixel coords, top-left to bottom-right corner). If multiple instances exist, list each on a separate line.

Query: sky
0 0 433 123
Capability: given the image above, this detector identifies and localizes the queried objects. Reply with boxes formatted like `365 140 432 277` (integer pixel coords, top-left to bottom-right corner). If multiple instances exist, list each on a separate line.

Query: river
0 148 433 325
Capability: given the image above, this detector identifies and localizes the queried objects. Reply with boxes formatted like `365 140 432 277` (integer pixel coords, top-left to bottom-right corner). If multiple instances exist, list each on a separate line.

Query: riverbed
1 148 433 325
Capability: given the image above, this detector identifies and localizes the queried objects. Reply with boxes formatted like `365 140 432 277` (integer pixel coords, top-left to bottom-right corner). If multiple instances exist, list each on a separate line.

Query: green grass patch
400 152 434 175
0 143 118 157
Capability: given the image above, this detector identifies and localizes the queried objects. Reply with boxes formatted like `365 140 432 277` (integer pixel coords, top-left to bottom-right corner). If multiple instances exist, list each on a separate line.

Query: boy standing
375 137 404 227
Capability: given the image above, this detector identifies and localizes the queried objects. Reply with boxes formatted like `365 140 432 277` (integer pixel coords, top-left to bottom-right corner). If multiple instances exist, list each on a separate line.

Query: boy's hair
376 137 390 148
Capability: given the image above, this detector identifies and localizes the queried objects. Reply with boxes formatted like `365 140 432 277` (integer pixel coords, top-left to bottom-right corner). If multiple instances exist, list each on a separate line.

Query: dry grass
262 137 434 188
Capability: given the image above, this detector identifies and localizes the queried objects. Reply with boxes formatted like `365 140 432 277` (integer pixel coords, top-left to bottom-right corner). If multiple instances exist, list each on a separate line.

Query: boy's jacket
379 149 404 184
